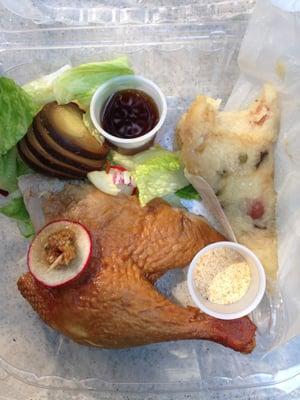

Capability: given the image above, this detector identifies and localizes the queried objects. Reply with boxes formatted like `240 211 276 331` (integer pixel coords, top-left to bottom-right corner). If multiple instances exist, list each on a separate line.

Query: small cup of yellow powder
187 242 266 320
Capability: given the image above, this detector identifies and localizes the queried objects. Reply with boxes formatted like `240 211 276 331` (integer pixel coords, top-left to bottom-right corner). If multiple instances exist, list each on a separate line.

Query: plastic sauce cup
90 75 167 151
187 241 266 320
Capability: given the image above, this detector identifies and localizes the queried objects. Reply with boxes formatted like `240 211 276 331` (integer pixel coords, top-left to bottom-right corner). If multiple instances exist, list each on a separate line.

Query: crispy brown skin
18 185 256 353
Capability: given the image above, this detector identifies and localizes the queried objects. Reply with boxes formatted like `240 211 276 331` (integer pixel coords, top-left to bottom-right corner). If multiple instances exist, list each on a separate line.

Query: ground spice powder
194 247 251 305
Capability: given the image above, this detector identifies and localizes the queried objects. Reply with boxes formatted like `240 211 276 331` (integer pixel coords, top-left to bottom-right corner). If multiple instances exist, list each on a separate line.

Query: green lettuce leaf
133 156 187 206
112 146 168 171
0 148 18 193
0 195 29 220
22 64 71 106
0 77 39 155
112 146 189 206
175 184 200 200
17 220 35 238
0 147 32 193
0 193 34 238
17 153 32 177
53 56 133 110
0 147 33 238
22 57 133 110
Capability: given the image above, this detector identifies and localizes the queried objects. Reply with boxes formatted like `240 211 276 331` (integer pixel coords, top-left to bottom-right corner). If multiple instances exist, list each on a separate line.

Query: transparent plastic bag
226 0 300 346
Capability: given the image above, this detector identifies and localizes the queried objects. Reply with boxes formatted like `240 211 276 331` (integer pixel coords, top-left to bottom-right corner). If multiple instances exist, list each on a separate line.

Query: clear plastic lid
0 0 254 26
1 0 300 397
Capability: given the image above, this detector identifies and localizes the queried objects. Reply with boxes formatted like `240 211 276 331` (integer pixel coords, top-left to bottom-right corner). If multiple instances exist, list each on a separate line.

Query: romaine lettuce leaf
0 194 29 220
112 146 169 171
17 220 35 238
22 64 71 106
0 147 33 238
22 57 133 111
0 192 34 238
0 77 38 155
112 146 189 206
16 152 32 177
53 56 133 110
0 148 18 193
175 184 200 200
0 147 32 193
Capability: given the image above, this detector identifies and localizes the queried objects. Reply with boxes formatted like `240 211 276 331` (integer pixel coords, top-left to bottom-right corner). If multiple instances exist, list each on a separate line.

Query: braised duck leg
17 175 256 352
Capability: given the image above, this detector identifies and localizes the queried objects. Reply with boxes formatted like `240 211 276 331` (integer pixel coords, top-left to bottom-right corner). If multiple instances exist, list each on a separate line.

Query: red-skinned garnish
88 164 136 197
109 165 127 172
28 219 92 288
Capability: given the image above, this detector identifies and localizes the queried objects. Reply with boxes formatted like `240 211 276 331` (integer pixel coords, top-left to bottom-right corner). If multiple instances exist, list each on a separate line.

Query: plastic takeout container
187 242 266 320
90 75 167 150
1 0 300 398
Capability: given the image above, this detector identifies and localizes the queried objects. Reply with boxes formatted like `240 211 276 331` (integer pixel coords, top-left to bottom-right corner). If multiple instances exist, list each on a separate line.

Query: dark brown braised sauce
101 89 159 139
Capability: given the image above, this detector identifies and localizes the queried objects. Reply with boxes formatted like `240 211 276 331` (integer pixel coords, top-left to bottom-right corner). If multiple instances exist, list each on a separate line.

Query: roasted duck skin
18 175 256 353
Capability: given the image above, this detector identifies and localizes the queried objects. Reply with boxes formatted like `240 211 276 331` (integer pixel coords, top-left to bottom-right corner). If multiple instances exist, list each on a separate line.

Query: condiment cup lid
187 241 266 320
90 75 167 150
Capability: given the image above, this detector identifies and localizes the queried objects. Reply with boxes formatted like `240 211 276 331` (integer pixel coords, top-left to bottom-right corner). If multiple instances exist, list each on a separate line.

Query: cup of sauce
90 75 167 152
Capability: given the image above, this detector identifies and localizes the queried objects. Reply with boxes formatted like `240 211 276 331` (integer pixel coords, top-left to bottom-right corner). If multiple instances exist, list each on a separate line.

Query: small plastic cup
187 241 266 320
90 75 167 151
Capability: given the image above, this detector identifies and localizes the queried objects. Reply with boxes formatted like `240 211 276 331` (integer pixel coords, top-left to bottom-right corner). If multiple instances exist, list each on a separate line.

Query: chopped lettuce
175 184 200 200
0 152 34 239
16 152 32 177
132 154 187 206
0 77 36 237
112 146 189 206
0 194 29 220
112 146 168 171
0 147 31 193
0 193 34 238
22 64 71 106
0 77 39 155
23 56 133 111
53 56 133 109
17 220 35 238
22 57 133 110
0 148 19 193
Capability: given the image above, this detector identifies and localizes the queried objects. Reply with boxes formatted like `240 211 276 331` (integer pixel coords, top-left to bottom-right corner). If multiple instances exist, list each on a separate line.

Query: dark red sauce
101 89 159 139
